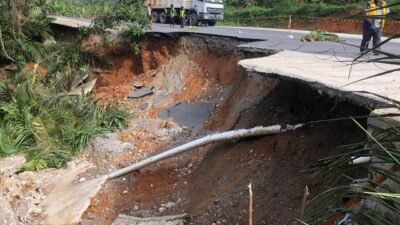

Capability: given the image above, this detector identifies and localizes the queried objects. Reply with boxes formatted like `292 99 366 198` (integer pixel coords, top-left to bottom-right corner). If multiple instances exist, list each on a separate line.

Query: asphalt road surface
151 23 400 58
51 16 400 58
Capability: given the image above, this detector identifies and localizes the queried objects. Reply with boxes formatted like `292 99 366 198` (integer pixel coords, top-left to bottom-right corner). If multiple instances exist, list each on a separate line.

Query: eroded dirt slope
81 34 368 225
0 33 369 225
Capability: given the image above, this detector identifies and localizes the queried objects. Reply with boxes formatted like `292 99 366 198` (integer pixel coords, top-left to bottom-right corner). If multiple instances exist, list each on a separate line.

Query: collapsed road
50 15 400 57
1 18 399 225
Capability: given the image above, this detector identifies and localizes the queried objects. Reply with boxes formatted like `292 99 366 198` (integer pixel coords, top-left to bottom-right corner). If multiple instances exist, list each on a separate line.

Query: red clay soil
83 35 248 224
93 79 369 225
23 62 47 78
82 34 369 225
290 19 400 36
184 81 369 224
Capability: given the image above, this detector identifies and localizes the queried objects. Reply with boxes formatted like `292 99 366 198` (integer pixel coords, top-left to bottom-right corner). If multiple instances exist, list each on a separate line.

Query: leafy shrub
301 29 343 42
0 73 129 170
0 0 147 171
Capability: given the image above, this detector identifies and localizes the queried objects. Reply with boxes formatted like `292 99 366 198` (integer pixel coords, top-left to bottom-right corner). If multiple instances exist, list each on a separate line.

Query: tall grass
221 2 363 26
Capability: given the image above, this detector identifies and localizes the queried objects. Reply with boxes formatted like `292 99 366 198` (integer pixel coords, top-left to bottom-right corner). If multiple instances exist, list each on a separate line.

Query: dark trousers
360 21 382 53
180 17 185 28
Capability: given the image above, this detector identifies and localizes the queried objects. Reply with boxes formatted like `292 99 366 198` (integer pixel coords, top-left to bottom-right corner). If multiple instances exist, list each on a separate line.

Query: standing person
169 4 176 28
360 0 390 54
179 6 185 28
147 3 152 24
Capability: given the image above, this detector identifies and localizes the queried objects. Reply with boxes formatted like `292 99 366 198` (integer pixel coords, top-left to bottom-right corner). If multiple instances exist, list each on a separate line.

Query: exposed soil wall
284 19 400 36
69 34 370 225
185 80 369 224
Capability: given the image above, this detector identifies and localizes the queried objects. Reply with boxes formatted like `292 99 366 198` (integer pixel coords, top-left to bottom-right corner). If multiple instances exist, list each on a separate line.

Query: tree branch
0 25 15 63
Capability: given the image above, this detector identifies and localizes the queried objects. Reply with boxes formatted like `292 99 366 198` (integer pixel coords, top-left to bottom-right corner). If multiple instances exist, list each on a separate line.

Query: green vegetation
301 29 343 42
90 0 150 54
221 1 364 27
0 0 52 65
305 115 400 225
0 74 129 170
47 0 114 18
304 35 400 224
0 0 150 170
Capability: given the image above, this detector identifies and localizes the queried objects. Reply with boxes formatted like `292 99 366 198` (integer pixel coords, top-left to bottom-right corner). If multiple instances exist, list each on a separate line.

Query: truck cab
189 0 224 26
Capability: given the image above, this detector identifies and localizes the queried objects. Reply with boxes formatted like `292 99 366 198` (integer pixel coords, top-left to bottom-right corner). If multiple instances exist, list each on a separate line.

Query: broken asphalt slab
239 50 400 107
128 87 154 99
138 102 149 110
41 163 108 225
158 103 215 133
153 89 169 105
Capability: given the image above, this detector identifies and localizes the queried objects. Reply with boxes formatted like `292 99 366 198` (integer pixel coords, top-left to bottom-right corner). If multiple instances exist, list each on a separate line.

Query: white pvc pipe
107 124 303 179
351 156 371 165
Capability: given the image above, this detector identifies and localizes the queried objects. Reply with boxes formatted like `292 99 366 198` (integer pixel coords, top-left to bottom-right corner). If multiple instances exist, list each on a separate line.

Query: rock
158 207 166 213
31 207 42 216
165 72 183 92
0 156 26 174
0 196 18 225
155 127 184 137
68 78 97 96
18 171 35 181
121 142 135 151
79 177 86 183
137 103 149 110
152 90 169 105
16 200 33 223
133 82 144 88
71 70 90 90
150 70 158 76
164 202 176 209
128 87 153 99
85 133 126 171
41 163 107 225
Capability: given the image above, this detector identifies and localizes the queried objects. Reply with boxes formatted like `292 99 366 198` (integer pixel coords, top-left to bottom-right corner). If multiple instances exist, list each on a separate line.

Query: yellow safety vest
170 8 176 17
367 1 387 28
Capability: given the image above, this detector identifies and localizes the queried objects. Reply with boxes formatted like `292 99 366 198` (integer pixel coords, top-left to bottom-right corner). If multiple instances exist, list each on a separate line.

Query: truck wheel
151 11 158 23
159 11 167 24
189 12 198 26
207 21 216 26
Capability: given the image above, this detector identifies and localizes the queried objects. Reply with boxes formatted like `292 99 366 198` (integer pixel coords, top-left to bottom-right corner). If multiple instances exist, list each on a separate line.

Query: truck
145 0 224 26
